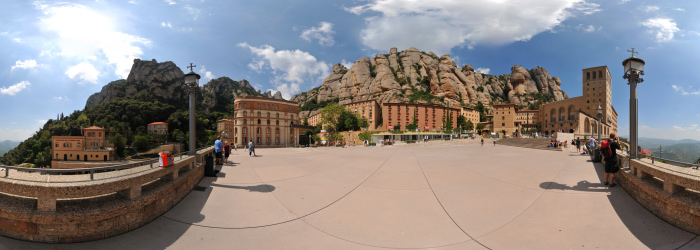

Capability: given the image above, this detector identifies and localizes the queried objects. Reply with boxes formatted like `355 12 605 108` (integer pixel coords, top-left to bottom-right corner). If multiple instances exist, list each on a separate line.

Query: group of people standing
214 136 258 165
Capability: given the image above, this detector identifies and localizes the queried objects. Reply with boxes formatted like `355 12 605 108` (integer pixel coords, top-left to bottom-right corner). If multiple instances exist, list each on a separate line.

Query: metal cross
627 48 638 58
187 63 196 72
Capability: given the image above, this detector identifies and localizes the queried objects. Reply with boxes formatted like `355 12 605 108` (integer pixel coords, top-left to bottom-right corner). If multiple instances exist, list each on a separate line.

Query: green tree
445 110 453 132
358 117 369 129
407 111 418 131
320 103 344 133
465 120 474 132
303 117 309 126
358 131 372 142
394 124 401 131
134 135 150 152
457 115 467 130
110 133 127 158
311 134 321 145
476 123 486 134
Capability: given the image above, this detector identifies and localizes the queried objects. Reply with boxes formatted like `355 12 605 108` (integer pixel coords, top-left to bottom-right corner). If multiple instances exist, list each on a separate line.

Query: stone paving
1 139 699 249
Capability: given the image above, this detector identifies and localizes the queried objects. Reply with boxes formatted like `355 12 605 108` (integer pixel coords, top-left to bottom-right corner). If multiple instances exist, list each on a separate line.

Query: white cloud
672 85 700 95
184 5 201 20
37 120 47 126
673 8 685 12
11 60 40 71
673 124 698 132
54 96 70 101
36 3 151 79
644 5 659 12
0 81 31 95
620 0 631 3
161 22 173 28
164 0 176 5
642 18 679 42
577 24 599 32
198 65 215 84
238 43 330 99
341 59 354 69
475 67 491 74
65 62 99 84
300 22 335 46
346 0 600 54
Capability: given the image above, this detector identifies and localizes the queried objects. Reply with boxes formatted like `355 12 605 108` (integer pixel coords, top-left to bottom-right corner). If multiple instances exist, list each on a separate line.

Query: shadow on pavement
210 183 275 192
539 180 608 192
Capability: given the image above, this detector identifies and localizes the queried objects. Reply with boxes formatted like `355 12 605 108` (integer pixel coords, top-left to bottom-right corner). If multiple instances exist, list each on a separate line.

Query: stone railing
0 146 214 243
611 152 700 235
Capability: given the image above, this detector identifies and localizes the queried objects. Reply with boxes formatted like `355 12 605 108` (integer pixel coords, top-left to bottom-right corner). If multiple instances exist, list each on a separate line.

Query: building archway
584 118 590 134
84 155 87 161
569 129 574 133
558 107 565 122
104 155 107 161
64 154 67 161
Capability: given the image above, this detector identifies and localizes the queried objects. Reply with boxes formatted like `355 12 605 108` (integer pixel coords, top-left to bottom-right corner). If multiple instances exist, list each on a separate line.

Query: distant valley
639 137 700 164
0 140 20 157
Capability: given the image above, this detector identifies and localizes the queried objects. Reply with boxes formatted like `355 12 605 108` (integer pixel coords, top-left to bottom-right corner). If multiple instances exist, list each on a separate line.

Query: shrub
406 140 416 144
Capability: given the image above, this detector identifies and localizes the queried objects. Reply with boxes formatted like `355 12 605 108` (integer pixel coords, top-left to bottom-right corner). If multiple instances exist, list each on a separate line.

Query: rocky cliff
85 59 283 112
291 47 568 118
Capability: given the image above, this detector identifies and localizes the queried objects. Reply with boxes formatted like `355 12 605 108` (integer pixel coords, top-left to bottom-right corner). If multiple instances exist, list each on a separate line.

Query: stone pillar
663 181 684 195
121 185 141 200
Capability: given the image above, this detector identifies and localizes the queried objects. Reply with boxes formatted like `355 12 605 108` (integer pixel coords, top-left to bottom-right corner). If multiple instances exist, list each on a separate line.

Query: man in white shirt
588 137 596 148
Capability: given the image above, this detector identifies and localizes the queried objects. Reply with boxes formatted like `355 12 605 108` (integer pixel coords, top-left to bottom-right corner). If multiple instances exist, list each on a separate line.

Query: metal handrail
0 146 212 180
640 154 700 169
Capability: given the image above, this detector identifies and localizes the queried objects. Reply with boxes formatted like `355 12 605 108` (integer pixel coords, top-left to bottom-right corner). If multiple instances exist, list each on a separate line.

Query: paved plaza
1 140 699 249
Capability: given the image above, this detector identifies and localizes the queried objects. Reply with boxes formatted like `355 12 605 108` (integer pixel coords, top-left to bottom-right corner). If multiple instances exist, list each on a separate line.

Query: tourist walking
248 140 256 157
576 137 581 152
224 143 231 164
493 139 496 147
603 134 621 187
481 138 484 147
214 136 223 165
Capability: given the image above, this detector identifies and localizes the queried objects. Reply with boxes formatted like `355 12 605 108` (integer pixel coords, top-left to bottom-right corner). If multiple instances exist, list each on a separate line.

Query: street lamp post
622 49 645 160
184 63 201 155
597 103 603 145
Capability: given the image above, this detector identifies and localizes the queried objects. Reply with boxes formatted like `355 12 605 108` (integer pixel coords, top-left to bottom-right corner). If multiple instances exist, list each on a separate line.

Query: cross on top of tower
187 63 196 72
627 48 638 58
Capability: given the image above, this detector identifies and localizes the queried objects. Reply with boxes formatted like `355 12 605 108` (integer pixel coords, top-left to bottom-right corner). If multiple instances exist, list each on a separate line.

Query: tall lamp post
597 103 603 144
184 63 201 155
622 49 645 159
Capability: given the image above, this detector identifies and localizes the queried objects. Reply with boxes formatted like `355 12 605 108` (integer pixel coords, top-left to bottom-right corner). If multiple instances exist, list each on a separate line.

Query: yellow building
229 96 302 147
460 107 480 126
51 126 114 167
216 119 235 145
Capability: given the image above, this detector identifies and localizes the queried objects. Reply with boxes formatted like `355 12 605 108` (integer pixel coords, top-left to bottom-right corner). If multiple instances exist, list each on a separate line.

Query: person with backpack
601 133 621 187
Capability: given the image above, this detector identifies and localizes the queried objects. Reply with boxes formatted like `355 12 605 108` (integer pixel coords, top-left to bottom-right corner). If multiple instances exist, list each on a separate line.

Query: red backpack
601 140 613 158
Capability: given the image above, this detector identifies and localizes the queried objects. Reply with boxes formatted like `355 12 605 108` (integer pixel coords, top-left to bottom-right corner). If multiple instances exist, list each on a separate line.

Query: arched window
276 120 279 126
267 120 270 125
243 119 247 125
267 112 270 118
258 119 261 124
258 112 261 117
243 111 247 117
275 128 279 135
276 113 279 118
243 127 247 134
550 109 556 123
257 128 262 134
267 128 271 135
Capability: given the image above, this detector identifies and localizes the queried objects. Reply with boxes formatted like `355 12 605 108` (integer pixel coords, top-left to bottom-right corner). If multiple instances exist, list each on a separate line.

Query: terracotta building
382 103 460 131
147 122 168 135
344 100 380 130
51 126 114 167
228 96 302 147
306 112 322 127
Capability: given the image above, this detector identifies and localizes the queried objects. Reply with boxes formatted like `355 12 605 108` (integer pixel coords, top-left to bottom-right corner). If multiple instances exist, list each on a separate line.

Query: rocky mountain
291 47 568 118
85 59 283 111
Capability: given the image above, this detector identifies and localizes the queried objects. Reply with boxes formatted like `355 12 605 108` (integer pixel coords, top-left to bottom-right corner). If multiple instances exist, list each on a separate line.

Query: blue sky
1 0 699 142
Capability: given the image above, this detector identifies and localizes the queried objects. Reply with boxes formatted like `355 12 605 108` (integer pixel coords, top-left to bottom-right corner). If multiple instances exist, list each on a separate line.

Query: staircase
497 138 562 151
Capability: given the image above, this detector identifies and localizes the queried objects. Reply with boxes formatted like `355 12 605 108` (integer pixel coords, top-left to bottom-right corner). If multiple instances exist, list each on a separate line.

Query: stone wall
615 154 700 235
0 147 214 243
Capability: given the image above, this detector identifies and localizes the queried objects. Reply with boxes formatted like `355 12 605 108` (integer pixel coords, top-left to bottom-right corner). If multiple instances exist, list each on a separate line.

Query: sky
1 0 699 142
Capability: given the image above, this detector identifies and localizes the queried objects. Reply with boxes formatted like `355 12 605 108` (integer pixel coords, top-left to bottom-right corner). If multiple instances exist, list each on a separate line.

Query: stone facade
382 103 459 131
230 96 301 147
540 66 618 138
147 122 168 135
51 126 113 168
0 147 214 243
216 119 235 145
